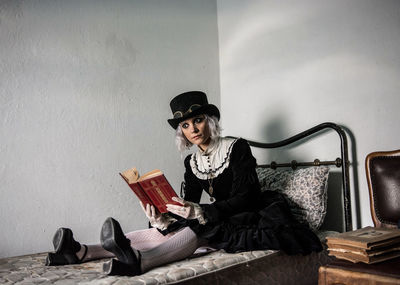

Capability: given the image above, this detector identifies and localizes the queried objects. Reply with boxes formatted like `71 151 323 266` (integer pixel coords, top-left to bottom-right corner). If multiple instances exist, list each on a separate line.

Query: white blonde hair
175 114 221 152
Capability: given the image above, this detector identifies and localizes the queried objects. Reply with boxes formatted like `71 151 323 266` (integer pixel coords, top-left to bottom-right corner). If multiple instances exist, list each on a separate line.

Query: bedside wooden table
318 257 400 284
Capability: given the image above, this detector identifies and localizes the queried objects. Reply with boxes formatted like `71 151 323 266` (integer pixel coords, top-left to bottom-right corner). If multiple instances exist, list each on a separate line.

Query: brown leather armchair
365 149 400 228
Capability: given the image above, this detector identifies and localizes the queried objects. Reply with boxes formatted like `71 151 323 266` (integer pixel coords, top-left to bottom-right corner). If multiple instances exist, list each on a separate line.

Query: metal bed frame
231 122 352 232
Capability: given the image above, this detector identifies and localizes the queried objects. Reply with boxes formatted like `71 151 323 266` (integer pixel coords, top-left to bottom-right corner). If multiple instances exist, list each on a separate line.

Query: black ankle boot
100 217 141 276
53 228 81 253
45 228 87 266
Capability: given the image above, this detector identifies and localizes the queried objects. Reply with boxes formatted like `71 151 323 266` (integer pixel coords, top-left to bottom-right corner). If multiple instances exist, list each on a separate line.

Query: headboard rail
229 122 352 232
258 158 342 170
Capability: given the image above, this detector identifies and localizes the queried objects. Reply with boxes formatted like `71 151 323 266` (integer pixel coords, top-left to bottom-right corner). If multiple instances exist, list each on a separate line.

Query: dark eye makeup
180 116 205 129
194 117 204 124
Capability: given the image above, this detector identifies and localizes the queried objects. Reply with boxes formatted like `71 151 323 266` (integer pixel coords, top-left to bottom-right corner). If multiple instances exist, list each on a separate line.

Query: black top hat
168 91 220 129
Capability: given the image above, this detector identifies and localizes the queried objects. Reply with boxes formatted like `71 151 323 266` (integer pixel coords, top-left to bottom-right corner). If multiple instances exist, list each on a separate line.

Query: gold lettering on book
150 180 168 203
156 187 168 203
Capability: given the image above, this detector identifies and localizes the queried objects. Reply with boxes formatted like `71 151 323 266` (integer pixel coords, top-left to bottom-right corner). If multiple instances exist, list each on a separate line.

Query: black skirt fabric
196 191 322 255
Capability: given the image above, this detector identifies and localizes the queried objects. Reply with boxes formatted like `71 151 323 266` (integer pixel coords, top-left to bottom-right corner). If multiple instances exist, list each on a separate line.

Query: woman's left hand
166 197 196 219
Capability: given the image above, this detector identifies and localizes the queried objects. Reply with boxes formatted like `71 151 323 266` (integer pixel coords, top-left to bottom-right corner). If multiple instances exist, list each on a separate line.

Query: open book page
120 168 140 184
139 169 163 181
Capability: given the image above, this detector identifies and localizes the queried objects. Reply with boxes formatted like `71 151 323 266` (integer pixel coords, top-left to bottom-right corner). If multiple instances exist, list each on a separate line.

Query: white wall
0 0 219 258
217 0 400 229
2 0 399 259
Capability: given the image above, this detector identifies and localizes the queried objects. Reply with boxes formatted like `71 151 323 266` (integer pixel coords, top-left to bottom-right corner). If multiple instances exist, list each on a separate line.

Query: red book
119 168 180 213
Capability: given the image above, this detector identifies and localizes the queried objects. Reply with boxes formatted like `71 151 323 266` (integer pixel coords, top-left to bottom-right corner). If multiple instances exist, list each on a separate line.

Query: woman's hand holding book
140 202 173 230
166 197 207 225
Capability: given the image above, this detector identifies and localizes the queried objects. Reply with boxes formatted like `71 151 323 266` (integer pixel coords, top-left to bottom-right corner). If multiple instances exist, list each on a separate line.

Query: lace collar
190 137 238 180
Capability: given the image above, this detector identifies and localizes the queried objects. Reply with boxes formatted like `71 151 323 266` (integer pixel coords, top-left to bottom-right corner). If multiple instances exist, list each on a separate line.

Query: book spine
139 180 168 213
128 183 152 206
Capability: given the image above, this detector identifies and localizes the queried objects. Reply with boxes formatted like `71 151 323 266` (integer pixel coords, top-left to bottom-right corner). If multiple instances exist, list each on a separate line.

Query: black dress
163 137 322 255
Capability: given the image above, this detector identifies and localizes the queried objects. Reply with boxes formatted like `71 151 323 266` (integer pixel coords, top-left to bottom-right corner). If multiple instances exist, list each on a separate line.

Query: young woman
46 91 322 276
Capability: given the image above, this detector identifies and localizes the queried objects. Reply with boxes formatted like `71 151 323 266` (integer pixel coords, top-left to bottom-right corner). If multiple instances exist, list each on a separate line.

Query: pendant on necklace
209 187 215 202
208 172 214 202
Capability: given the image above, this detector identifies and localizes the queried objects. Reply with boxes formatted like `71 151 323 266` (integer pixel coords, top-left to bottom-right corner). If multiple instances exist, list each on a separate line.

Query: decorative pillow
256 166 329 230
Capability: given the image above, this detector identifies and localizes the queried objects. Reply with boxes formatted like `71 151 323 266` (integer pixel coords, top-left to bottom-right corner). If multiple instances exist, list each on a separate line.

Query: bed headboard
229 122 352 232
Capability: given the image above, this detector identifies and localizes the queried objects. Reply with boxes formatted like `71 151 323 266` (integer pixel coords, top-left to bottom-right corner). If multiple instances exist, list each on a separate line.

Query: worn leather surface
369 156 400 226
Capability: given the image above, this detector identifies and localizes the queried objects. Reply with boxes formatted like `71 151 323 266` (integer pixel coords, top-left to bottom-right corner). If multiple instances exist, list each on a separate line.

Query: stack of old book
326 226 400 264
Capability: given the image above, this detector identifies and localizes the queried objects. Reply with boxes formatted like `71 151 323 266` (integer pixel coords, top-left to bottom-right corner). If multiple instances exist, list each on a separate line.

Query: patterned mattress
85 231 334 284
112 248 332 285
0 232 335 284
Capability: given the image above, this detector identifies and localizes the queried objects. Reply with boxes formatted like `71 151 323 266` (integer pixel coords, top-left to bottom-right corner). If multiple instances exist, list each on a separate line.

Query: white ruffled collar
190 137 238 180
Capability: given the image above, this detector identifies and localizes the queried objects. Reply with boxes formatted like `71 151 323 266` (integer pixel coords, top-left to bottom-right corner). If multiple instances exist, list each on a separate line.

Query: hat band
173 104 202 119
